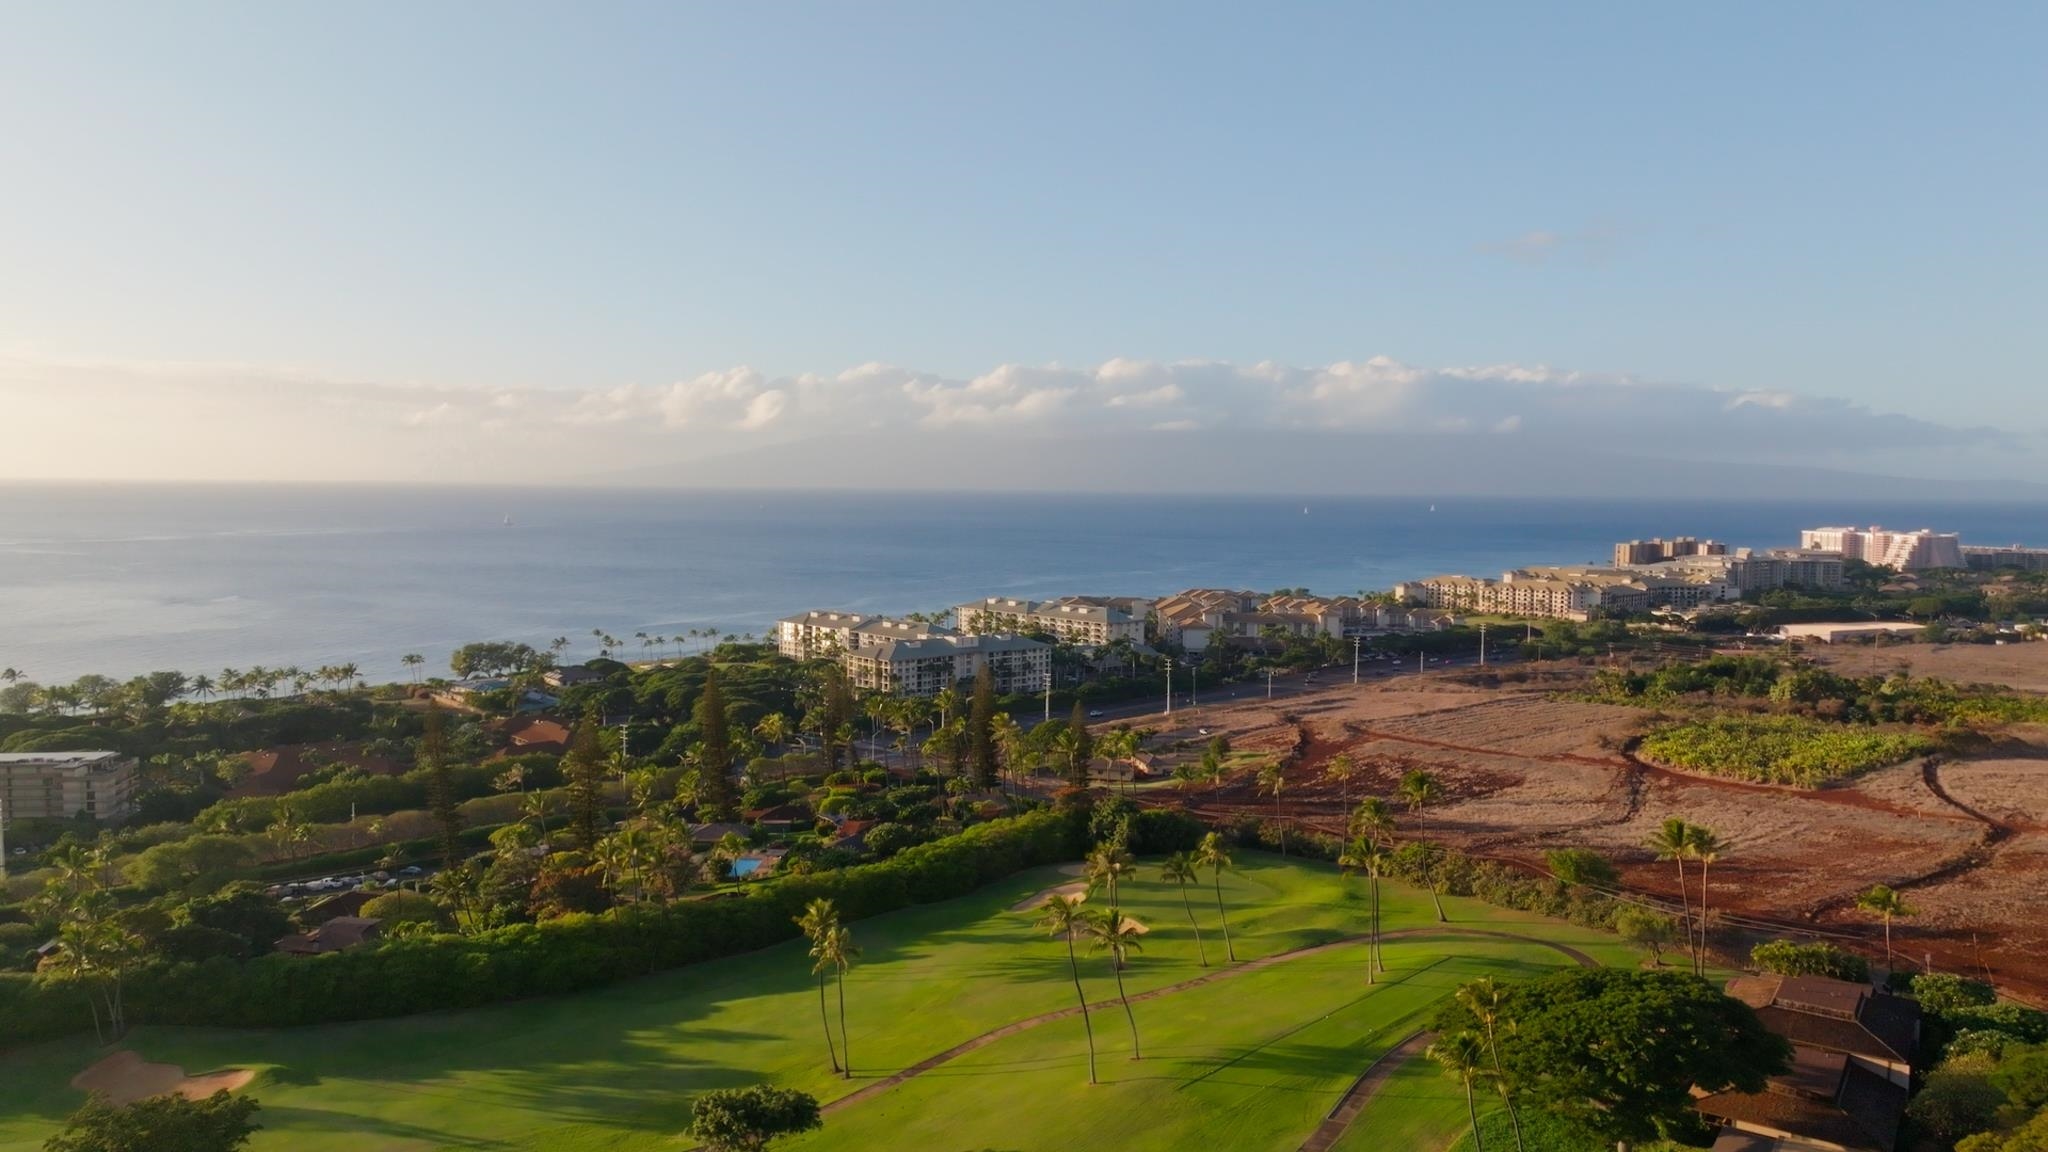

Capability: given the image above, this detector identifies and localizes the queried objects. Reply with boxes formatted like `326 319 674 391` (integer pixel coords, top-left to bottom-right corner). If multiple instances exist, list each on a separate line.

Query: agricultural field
0 855 1635 1152
1636 714 1933 787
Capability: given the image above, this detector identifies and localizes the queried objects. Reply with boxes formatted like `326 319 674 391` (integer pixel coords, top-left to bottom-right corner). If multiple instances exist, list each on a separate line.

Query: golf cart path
1297 1029 1435 1152
821 926 1596 1117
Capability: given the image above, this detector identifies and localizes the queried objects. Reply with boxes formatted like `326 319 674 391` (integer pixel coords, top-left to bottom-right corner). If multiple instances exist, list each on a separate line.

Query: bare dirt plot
1819 834 2048 998
71 1050 254 1106
1931 756 2048 828
1365 695 1646 761
1813 642 2048 694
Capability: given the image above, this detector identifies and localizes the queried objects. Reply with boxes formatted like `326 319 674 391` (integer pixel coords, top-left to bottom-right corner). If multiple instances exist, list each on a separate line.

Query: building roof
274 916 383 956
855 633 1049 662
1695 1056 1906 1152
503 717 571 749
746 803 812 823
0 751 125 768
305 890 380 921
1724 975 1919 1066
688 821 752 844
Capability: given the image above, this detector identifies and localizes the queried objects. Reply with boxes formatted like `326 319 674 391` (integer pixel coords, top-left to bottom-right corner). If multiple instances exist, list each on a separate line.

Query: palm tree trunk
1066 934 1098 1084
1695 858 1710 977
1883 916 1893 970
1486 1026 1524 1152
817 971 841 1072
1112 959 1141 1060
836 966 851 1079
1672 857 1693 966
1368 873 1380 983
1429 877 1447 923
1465 1078 1484 1152
1180 886 1207 966
1213 871 1236 962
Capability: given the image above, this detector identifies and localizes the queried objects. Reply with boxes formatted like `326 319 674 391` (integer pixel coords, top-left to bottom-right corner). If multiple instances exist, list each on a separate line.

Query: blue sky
2 3 2043 485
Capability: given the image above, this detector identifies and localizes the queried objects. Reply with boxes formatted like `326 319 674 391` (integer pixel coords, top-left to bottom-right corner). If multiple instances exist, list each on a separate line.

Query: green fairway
0 853 1636 1152
1326 1042 1485 1152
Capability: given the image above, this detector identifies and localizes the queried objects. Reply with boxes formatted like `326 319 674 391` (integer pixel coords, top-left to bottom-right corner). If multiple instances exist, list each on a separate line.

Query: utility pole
1266 668 1276 699
1044 672 1052 724
1418 651 1425 675
0 796 8 881
1479 623 1488 667
1191 664 1198 706
1352 635 1361 685
1164 658 1173 716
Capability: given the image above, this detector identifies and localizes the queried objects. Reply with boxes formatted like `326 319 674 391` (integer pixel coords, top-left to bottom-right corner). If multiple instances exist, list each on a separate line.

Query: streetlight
1352 635 1361 685
1164 658 1173 716
1479 623 1488 667
1266 667 1277 699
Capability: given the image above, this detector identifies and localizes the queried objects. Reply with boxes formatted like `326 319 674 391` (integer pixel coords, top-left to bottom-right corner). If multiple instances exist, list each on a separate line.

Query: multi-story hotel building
0 751 139 822
1800 526 1965 571
952 596 1146 647
1964 545 2048 572
1613 537 1728 566
774 611 947 660
841 634 1051 697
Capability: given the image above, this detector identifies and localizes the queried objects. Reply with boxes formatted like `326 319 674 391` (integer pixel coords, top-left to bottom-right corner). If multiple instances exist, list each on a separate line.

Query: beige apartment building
1800 526 1964 571
1613 537 1727 566
841 634 1051 697
0 751 139 822
952 596 1146 647
774 611 947 660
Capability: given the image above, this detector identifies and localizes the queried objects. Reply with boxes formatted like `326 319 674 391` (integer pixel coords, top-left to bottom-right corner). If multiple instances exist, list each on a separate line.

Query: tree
401 653 424 683
1256 762 1289 855
821 923 859 1078
1323 752 1360 804
968 664 998 790
1428 1031 1491 1152
795 899 842 1075
696 668 740 820
1084 843 1136 917
1856 884 1915 971
1647 817 1697 973
1687 825 1725 975
1398 769 1442 827
1750 939 1870 983
1396 839 1449 923
1437 968 1790 1149
44 1090 261 1152
1035 893 1099 1084
1544 847 1618 892
1350 796 1394 843
688 1086 822 1152
1455 978 1525 1152
419 705 462 867
1196 831 1237 962
1065 701 1095 787
1338 836 1392 981
1084 908 1145 1060
1616 907 1680 968
1160 852 1207 967
563 711 607 847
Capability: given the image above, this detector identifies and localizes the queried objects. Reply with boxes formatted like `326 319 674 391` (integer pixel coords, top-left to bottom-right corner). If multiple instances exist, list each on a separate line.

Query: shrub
1908 1056 2008 1146
690 1085 821 1152
1917 973 2001 1016
1752 940 1871 983
1639 714 1932 786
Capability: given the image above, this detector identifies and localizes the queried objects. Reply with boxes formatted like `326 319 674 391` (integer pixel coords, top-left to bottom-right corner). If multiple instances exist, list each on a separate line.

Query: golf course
0 853 1639 1151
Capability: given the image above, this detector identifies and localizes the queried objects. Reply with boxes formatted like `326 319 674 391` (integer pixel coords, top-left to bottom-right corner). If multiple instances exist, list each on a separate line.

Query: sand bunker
71 1050 253 1106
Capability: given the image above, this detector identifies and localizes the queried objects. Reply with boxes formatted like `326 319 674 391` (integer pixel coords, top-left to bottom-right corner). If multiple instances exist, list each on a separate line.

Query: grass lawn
0 853 1638 1152
1326 1045 1483 1152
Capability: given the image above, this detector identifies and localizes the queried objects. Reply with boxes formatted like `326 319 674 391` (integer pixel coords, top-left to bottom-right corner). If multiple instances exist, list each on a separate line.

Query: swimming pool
731 857 765 877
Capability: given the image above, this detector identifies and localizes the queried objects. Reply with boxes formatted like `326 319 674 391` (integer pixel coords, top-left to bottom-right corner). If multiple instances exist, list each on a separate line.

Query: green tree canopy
688 1086 822 1152
44 1090 260 1152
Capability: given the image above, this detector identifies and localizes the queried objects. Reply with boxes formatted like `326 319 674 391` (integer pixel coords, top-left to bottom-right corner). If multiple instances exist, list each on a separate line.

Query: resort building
1964 544 2048 572
952 596 1146 647
774 611 949 660
1613 537 1728 566
1800 526 1965 571
840 633 1050 697
0 750 139 822
1700 974 1918 1152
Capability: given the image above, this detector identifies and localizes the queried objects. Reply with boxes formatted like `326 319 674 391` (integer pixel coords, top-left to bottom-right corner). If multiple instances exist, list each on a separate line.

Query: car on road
1087 709 1103 718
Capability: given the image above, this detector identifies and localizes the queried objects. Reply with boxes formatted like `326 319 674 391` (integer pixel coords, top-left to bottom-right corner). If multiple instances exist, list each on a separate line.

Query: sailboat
502 514 514 526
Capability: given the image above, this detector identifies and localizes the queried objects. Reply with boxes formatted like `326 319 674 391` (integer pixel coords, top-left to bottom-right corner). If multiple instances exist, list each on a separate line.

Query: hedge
1 808 1085 1047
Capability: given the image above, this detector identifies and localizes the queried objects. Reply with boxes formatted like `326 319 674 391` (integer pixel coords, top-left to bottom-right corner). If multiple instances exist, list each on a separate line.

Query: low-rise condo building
775 611 948 660
841 633 1051 697
0 751 139 822
1964 544 2048 572
952 596 1146 647
1801 526 1964 571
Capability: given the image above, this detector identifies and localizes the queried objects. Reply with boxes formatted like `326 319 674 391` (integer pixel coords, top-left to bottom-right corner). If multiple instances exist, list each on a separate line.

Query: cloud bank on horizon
1 350 2029 489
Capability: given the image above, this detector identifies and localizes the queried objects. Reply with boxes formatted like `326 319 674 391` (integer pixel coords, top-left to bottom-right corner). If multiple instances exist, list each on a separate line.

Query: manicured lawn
0 854 1637 1152
1327 1045 1483 1152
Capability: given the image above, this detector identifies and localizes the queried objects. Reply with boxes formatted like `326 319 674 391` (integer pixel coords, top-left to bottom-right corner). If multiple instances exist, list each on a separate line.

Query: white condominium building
1800 526 1964 571
952 596 1146 647
841 634 1051 698
0 751 139 822
774 611 948 660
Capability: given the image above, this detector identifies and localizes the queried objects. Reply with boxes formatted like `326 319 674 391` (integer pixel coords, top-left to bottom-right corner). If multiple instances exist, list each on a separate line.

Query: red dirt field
1118 657 2048 1003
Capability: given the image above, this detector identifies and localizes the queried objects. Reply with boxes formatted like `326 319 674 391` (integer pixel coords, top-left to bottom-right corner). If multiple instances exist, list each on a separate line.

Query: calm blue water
1 484 2043 684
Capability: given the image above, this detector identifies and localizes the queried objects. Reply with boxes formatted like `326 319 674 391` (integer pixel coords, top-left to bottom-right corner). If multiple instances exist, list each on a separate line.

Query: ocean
1 484 2044 686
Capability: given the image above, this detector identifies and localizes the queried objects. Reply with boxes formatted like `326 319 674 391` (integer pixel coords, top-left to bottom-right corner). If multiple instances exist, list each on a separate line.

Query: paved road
1023 652 1509 731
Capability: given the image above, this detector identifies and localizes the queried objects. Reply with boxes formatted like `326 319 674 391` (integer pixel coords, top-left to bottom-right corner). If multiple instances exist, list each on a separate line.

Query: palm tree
1429 1031 1492 1152
753 712 790 752
1085 844 1136 916
1339 836 1392 981
1257 762 1289 855
1648 817 1697 969
1035 893 1099 1084
823 923 859 1078
1456 979 1524 1152
0 667 18 685
1323 753 1360 805
1351 796 1395 843
1196 831 1237 962
1687 825 1724 976
187 673 214 700
1398 769 1442 829
795 899 843 1074
520 790 555 842
1856 884 1915 971
1084 908 1145 1060
933 685 961 731
1160 852 1207 966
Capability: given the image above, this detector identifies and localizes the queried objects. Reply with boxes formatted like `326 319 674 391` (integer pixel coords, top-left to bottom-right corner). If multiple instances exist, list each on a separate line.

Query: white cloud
1479 226 1622 267
0 349 2021 485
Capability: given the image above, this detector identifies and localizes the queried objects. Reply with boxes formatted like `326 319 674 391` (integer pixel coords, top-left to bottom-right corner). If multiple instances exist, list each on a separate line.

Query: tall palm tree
933 685 961 731
1351 796 1395 843
1085 844 1136 916
1257 762 1289 855
1323 753 1359 805
826 923 859 1078
1035 893 1099 1084
1398 769 1442 829
1429 1031 1492 1152
1648 817 1697 968
1160 852 1208 966
0 667 19 685
188 673 214 700
1456 979 1524 1152
1687 825 1724 976
1339 836 1392 981
1084 908 1145 1060
1196 831 1237 962
795 899 843 1074
1856 885 1915 971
